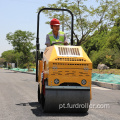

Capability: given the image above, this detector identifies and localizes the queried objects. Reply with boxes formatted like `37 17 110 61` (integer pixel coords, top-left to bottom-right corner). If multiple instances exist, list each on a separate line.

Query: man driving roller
45 18 68 47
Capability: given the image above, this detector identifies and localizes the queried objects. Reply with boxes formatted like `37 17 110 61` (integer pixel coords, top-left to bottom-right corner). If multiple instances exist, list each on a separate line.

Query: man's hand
64 41 68 45
46 43 51 47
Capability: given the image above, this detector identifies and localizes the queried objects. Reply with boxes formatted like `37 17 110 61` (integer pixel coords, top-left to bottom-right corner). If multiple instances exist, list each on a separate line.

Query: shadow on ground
16 102 89 117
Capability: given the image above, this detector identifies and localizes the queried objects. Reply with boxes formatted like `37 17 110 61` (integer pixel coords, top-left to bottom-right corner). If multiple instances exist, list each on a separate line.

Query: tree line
0 30 36 69
82 18 120 68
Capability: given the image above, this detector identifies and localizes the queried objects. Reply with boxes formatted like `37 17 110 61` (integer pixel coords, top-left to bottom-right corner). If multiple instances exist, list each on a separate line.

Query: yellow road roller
36 8 92 113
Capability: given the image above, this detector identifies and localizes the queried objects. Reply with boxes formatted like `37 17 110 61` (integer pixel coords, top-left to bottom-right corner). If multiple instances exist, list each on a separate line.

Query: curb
10 70 36 75
92 81 120 90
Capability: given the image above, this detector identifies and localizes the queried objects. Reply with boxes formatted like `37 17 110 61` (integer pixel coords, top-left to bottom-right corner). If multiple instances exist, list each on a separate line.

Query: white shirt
45 31 68 45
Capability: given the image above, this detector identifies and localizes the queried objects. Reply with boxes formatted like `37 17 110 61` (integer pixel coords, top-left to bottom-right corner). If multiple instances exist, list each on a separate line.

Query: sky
0 0 98 57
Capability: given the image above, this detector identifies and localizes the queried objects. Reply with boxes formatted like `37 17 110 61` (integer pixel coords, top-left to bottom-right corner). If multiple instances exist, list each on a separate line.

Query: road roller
36 8 92 113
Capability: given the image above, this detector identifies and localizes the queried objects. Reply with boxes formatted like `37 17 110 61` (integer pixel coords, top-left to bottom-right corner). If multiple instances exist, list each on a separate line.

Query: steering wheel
51 42 65 46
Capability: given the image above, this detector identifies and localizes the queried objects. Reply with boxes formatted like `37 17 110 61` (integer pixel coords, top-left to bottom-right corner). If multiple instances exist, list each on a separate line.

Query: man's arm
45 34 51 47
64 33 69 45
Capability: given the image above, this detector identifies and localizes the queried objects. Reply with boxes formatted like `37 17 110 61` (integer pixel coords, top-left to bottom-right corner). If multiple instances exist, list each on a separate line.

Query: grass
92 69 120 75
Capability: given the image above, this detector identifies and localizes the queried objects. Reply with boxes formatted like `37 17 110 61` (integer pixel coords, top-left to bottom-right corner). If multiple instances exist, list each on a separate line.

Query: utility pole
17 58 18 68
78 0 80 8
62 7 64 32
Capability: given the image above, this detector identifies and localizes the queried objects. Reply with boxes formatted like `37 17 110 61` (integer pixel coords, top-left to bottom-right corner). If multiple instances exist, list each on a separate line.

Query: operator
45 18 68 47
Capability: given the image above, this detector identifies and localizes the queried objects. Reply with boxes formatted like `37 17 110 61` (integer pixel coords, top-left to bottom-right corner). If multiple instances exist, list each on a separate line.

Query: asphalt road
0 69 120 120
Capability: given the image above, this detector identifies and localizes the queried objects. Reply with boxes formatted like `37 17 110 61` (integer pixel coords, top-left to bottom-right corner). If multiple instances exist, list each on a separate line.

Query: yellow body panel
38 60 43 82
38 45 92 100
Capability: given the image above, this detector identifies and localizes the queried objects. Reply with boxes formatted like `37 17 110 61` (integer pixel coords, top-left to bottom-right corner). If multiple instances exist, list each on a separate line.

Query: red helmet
50 18 60 25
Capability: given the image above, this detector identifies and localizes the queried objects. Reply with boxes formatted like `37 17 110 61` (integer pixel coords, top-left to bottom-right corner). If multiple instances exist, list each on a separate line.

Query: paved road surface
0 69 120 120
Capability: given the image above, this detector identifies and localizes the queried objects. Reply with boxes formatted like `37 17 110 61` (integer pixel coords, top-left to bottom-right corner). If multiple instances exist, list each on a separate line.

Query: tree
1 50 16 63
6 30 35 70
0 58 5 66
37 0 120 45
82 17 120 68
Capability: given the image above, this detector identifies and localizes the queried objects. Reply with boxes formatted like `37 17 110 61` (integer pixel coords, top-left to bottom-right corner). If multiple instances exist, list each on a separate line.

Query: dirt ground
92 69 120 75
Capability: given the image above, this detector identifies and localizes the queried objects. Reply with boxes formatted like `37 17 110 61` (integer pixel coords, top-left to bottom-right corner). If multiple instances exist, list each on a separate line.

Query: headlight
54 79 59 84
81 79 87 85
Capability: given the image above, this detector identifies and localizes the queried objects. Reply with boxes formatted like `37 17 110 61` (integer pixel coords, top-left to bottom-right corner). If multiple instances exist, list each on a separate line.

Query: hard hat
50 18 60 25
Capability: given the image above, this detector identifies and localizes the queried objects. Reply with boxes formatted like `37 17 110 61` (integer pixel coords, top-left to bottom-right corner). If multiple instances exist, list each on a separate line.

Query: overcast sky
0 0 98 57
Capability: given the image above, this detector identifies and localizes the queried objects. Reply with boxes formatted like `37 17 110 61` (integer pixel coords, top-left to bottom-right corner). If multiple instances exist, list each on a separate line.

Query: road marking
92 86 111 90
